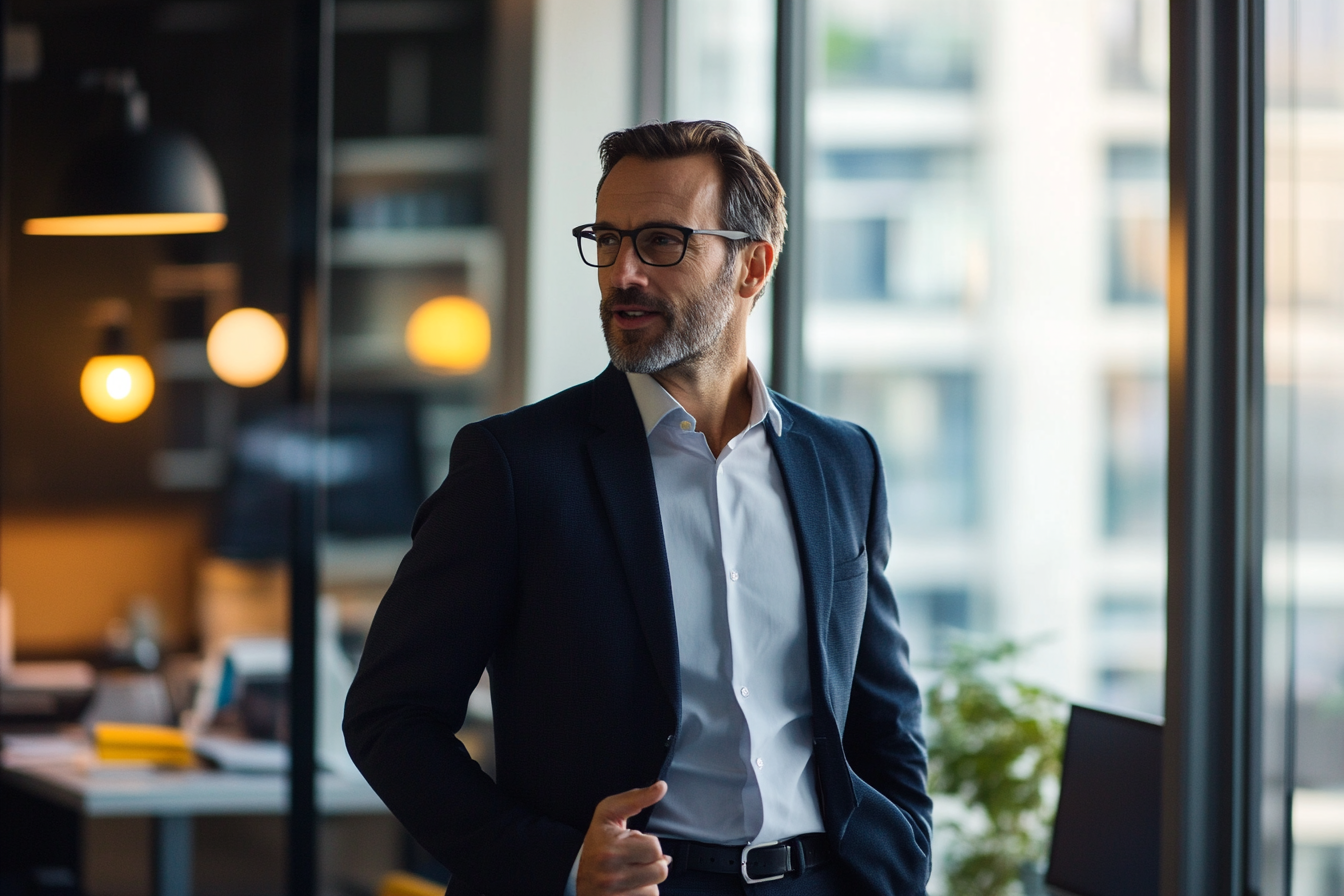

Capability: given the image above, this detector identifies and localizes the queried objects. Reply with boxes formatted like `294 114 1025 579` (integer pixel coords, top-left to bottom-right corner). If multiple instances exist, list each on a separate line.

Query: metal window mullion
770 0 806 399
286 1 334 894
636 0 669 125
1164 0 1265 893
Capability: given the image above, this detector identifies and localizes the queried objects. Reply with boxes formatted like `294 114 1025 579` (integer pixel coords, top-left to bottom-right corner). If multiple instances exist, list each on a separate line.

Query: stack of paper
1 732 92 767
93 722 194 767
193 735 288 772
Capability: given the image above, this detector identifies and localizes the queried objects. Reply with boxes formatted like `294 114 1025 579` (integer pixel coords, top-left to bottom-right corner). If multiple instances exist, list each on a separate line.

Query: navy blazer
343 365 933 895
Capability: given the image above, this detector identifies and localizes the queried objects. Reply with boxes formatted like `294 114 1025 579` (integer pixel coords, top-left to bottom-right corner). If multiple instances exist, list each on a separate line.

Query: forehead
596 154 723 227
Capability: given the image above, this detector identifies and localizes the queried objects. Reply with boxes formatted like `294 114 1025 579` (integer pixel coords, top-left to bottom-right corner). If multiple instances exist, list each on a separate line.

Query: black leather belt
658 834 831 884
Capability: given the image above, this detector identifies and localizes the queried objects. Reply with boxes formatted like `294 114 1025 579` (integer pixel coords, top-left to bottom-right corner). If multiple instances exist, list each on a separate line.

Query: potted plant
926 639 1067 896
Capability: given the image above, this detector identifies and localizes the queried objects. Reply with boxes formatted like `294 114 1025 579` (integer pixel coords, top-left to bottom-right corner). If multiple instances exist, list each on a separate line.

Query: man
344 120 932 896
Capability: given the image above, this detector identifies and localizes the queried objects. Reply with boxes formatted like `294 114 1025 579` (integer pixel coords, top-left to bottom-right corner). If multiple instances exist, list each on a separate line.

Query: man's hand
576 781 671 896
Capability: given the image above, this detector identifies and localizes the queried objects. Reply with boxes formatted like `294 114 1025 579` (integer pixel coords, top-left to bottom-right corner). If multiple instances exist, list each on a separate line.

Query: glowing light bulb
106 368 132 399
81 355 154 423
207 308 287 387
405 296 491 374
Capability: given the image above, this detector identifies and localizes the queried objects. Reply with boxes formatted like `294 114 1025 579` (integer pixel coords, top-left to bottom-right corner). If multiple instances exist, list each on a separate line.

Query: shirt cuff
564 845 582 896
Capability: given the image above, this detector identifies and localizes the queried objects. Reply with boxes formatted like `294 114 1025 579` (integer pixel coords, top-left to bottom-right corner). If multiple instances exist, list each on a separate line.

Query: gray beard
601 262 737 375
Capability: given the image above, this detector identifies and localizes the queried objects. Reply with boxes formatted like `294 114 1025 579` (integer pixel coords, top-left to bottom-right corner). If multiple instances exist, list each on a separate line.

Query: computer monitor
1045 705 1163 896
214 393 425 558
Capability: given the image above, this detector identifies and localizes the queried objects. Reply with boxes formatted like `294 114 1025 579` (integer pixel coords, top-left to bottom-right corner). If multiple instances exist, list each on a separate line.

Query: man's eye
594 232 620 247
646 231 684 247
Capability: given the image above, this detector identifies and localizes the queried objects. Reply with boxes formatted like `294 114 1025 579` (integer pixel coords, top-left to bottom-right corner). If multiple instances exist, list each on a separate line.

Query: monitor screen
1046 705 1162 896
214 393 425 558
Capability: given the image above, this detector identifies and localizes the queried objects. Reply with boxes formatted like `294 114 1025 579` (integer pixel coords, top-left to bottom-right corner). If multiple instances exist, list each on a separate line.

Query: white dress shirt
631 363 824 845
566 363 824 893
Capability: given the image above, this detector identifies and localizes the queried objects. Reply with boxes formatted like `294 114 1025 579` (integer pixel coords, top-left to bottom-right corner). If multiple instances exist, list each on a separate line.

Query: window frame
761 0 1269 890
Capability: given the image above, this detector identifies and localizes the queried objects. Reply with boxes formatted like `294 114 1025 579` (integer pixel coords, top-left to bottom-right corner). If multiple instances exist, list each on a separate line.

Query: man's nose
606 236 649 289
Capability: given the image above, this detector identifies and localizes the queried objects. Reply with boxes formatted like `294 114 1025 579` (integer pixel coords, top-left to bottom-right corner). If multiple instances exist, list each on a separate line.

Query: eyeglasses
572 223 753 268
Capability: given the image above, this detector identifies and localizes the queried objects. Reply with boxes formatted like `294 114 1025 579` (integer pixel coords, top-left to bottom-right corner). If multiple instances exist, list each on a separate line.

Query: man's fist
576 781 671 896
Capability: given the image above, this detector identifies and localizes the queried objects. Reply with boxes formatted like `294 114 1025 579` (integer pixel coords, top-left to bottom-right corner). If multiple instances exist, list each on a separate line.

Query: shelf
332 136 490 176
330 227 502 314
331 225 497 265
154 340 212 380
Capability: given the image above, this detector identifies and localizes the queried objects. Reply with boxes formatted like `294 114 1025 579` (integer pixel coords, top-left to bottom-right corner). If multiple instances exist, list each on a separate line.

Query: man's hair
596 120 786 270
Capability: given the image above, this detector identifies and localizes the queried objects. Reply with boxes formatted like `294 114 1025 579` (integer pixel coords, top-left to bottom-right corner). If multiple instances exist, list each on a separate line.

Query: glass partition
1 2 305 892
319 0 503 888
1262 0 1344 892
666 0 776 378
802 0 1168 890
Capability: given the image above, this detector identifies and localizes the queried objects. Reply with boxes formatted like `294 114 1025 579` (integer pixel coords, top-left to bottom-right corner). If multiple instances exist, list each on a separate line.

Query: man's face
595 154 741 375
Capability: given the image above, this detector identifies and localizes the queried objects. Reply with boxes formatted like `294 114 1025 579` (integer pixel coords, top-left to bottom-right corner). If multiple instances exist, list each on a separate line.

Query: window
802 0 1168 689
667 0 776 153
901 586 973 662
812 149 983 308
817 370 977 533
1264 0 1344 887
822 0 979 91
798 2 1169 885
1094 593 1165 717
1107 145 1168 306
664 0 1177 888
1105 371 1167 538
1101 0 1169 91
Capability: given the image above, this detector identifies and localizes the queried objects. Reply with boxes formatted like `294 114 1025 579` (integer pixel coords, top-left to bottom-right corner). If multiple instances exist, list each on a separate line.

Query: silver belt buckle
741 840 786 884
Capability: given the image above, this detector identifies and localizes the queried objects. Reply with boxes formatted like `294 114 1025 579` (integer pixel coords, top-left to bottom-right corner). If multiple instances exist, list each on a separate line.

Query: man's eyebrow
591 220 690 231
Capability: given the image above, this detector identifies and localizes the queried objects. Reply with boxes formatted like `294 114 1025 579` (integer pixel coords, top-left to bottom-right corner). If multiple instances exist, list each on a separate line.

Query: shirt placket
717 432 768 838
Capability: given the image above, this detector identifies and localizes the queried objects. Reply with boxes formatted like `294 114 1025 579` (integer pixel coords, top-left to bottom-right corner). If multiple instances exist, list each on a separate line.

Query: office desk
2 759 387 896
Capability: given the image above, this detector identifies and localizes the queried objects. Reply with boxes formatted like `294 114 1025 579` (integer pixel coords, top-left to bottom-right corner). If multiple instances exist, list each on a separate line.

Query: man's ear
738 241 775 301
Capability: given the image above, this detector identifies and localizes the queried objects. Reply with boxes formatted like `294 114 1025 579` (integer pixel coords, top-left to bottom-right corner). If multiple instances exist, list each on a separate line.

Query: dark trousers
658 862 848 896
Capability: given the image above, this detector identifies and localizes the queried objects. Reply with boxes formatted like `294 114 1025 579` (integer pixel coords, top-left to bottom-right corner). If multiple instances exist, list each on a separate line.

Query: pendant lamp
24 70 227 237
80 321 155 423
405 295 491 374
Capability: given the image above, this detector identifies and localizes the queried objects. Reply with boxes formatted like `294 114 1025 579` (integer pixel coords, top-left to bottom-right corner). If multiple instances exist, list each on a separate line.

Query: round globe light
80 354 155 423
405 296 491 374
207 308 288 387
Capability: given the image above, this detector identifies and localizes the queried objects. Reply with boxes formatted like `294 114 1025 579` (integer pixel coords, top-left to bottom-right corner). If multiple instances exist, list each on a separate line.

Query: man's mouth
610 304 663 329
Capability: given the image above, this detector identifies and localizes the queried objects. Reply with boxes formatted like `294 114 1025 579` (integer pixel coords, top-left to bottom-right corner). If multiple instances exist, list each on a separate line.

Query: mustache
601 287 674 319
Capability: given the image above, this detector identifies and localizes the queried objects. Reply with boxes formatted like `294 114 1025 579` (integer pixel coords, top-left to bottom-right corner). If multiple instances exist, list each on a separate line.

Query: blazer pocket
833 545 867 582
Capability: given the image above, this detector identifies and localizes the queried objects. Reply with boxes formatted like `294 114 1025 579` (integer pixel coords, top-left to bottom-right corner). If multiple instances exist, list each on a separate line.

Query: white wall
526 0 636 402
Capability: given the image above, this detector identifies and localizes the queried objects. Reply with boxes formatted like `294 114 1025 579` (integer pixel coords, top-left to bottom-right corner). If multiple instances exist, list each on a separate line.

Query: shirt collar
625 361 783 439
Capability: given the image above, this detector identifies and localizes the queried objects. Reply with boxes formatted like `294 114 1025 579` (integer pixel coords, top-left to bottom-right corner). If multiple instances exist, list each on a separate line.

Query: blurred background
0 0 1340 894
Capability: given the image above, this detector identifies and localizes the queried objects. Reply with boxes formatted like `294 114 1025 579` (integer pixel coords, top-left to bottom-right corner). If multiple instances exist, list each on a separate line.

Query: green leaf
926 637 1067 896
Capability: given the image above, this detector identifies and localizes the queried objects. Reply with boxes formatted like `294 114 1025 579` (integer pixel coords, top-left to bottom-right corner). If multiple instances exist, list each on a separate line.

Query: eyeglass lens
580 228 688 267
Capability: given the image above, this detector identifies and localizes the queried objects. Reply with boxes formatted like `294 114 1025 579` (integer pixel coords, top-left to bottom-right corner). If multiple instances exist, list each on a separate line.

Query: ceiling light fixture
24 69 227 237
80 321 155 423
405 295 491 374
207 308 288 387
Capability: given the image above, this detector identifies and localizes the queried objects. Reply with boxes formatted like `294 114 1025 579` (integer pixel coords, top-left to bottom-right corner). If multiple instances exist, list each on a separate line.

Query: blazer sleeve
343 422 584 895
840 427 935 888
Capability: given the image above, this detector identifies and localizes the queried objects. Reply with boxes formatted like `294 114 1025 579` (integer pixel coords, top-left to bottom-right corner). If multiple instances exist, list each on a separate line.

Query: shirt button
755 758 764 769
740 687 749 697
729 570 739 581
680 420 692 431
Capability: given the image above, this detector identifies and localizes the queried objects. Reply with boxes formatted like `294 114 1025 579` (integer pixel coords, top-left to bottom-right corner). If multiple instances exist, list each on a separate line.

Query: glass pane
2 3 305 892
1263 0 1344 893
803 0 1168 891
667 0 777 379
668 0 776 155
322 1 501 888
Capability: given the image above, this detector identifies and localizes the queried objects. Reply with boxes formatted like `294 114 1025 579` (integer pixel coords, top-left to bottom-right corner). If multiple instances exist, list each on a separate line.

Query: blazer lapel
585 366 681 713
767 406 836 709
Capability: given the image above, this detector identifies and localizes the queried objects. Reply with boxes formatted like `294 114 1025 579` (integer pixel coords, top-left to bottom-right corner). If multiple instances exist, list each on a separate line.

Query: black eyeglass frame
571 223 755 268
